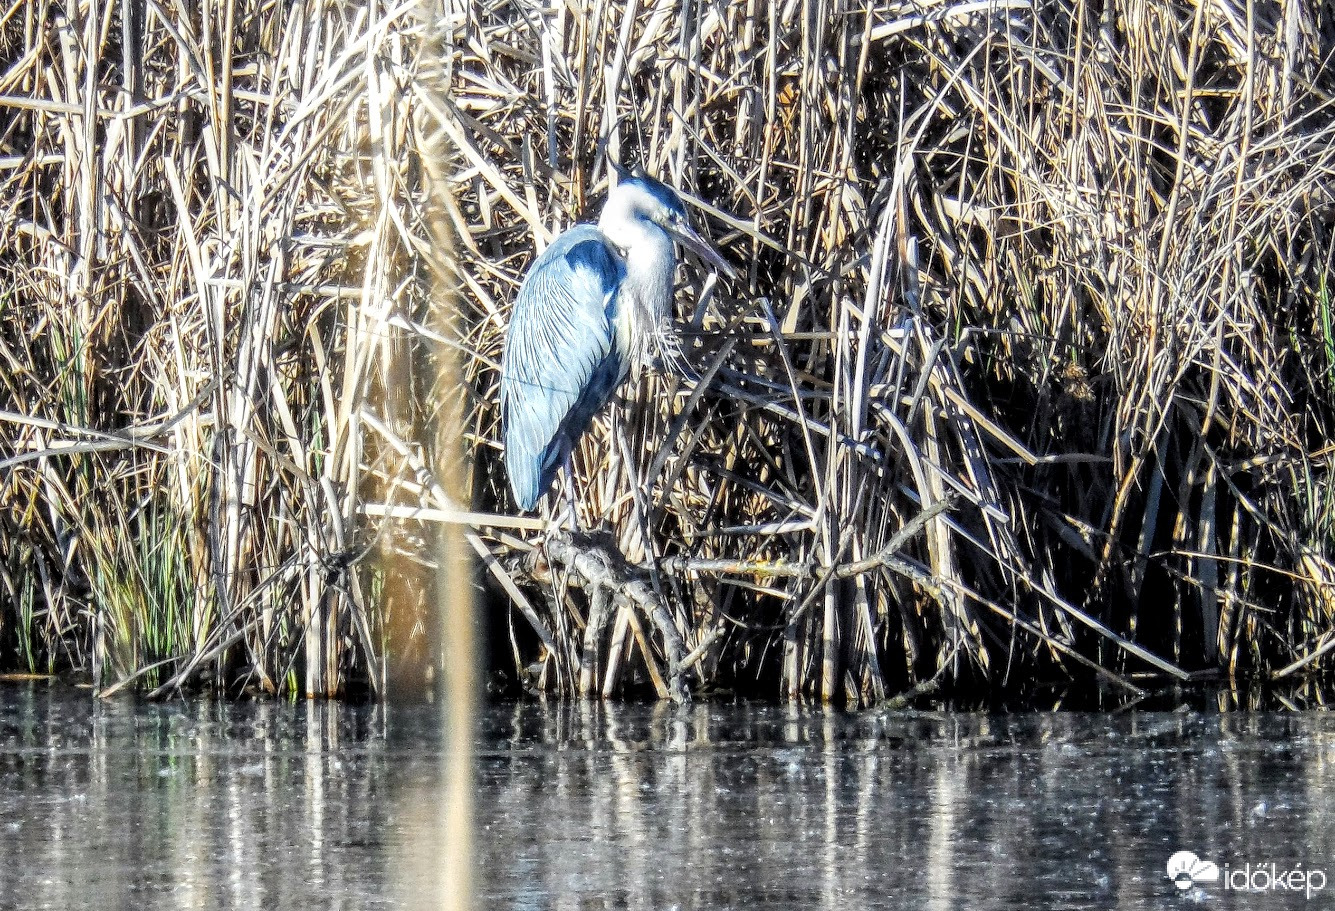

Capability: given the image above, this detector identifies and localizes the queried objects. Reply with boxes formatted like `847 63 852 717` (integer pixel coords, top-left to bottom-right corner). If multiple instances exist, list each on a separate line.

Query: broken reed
446 0 1335 704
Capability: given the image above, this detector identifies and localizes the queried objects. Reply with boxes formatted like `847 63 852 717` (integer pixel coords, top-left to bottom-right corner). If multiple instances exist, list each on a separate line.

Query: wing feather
500 226 627 510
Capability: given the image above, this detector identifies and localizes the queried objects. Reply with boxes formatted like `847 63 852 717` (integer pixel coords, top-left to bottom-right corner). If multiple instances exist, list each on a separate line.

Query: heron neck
596 212 674 369
598 213 676 318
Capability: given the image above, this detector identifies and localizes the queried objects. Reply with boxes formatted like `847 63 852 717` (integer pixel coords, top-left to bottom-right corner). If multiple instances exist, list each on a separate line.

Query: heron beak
671 221 737 280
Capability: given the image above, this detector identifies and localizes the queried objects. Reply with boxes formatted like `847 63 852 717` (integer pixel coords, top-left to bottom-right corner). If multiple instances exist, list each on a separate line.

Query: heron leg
562 449 580 532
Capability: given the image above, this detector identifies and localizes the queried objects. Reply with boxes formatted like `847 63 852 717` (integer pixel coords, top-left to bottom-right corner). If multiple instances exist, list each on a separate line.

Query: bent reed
0 0 1333 704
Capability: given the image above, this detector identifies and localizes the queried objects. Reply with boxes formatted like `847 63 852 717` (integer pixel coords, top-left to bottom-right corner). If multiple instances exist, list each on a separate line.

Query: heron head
603 167 736 279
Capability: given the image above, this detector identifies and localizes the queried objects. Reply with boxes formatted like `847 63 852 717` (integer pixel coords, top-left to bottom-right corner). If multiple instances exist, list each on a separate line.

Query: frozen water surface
0 683 1331 909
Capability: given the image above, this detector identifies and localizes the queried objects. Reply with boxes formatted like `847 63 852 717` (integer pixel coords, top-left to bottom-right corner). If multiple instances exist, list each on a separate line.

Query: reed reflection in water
0 685 433 910
0 686 1331 910
472 703 1334 910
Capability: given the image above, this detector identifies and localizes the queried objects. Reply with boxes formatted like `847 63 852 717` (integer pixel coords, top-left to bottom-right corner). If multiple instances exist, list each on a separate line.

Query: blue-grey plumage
500 171 734 512
500 226 626 510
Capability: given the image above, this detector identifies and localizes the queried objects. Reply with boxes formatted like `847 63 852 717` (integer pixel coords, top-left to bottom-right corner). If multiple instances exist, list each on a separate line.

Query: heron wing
500 226 627 510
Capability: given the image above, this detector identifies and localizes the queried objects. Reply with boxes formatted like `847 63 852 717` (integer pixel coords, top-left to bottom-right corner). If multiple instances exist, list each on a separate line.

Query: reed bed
0 0 458 696
446 0 1335 703
0 0 1332 704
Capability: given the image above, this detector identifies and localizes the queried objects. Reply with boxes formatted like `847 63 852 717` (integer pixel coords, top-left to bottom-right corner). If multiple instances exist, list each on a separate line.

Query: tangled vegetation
448 0 1335 704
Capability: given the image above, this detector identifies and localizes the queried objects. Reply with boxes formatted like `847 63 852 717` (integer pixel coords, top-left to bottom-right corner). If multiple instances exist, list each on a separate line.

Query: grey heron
500 167 733 512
